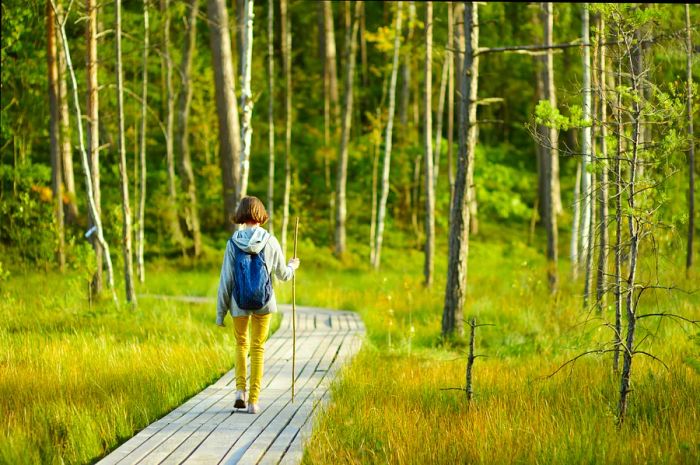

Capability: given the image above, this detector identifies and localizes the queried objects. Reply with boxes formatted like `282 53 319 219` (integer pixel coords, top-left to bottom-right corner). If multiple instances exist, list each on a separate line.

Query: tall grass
0 267 238 464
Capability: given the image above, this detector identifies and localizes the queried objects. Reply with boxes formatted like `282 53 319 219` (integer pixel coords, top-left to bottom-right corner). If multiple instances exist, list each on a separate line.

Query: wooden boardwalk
98 305 364 465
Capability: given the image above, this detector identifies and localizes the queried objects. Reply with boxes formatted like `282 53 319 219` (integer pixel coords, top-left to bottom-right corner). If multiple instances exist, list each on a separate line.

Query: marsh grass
1 225 698 464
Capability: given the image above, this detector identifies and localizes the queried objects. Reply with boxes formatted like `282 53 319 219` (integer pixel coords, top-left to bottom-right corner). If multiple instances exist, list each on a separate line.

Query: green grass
1 225 698 464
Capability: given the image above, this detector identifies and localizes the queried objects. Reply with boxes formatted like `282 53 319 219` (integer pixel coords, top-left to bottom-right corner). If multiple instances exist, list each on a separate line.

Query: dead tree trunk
55 1 78 224
238 0 255 201
423 2 435 287
596 14 609 311
686 4 695 272
115 0 136 304
47 1 65 271
443 3 479 339
208 0 241 230
51 0 117 304
86 0 103 295
373 2 403 270
177 0 202 257
267 0 275 235
335 0 362 258
280 0 292 254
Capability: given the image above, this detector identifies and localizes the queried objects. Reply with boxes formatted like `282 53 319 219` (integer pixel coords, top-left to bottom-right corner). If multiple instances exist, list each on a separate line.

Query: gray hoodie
216 225 294 324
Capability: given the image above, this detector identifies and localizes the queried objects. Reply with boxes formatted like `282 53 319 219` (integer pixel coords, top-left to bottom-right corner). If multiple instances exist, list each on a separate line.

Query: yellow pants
233 313 272 404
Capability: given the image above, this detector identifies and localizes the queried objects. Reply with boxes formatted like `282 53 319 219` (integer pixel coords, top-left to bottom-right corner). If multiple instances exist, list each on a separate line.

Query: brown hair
233 196 269 225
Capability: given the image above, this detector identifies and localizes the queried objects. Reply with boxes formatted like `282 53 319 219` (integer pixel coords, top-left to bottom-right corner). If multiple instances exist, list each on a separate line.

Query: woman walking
216 196 300 414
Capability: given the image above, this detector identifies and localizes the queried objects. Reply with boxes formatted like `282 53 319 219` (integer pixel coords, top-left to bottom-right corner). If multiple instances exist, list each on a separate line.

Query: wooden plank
179 320 332 464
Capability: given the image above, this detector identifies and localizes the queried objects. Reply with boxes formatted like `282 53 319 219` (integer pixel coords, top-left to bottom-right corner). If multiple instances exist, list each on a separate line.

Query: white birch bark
136 0 149 283
238 0 255 201
580 5 593 276
373 2 403 270
280 0 291 254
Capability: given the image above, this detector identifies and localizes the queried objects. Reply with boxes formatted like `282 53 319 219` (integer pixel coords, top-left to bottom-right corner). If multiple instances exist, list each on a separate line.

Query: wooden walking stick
292 217 299 402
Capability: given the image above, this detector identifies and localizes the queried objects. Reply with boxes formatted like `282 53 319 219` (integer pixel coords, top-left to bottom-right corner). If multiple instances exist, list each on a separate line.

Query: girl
216 196 300 414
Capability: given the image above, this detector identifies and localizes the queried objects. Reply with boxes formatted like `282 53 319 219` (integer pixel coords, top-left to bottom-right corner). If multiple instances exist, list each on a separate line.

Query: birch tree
238 0 255 201
686 3 695 272
423 2 435 287
136 0 149 282
595 14 609 310
50 0 117 304
373 2 403 270
176 0 202 256
443 2 479 338
335 0 362 257
539 2 558 291
580 5 593 281
208 0 242 229
280 0 292 254
86 0 103 295
267 0 275 235
47 1 65 271
115 0 136 303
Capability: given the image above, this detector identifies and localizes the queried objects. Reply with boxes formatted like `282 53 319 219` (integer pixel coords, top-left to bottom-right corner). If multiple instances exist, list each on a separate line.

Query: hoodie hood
231 226 270 254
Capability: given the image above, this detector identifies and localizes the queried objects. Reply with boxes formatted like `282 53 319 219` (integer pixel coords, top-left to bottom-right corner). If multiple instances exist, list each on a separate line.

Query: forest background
1 1 699 464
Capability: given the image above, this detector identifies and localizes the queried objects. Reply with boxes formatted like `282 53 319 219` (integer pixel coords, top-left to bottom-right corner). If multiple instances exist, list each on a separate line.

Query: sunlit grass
1 223 698 464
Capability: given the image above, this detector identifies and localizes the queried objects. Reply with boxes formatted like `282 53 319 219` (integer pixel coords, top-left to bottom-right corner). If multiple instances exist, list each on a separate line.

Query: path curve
98 300 365 465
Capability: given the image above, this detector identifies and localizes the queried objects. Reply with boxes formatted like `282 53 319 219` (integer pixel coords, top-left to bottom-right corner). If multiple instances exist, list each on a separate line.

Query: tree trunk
208 0 241 230
115 0 136 304
360 4 368 88
618 32 643 427
370 128 380 266
161 0 184 247
51 0 117 304
323 1 339 122
447 2 456 219
373 2 403 270
541 1 558 291
580 5 593 280
86 0 103 295
177 0 202 257
571 160 582 279
267 0 275 235
595 14 609 310
237 0 244 76
238 0 255 201
423 2 435 287
334 0 362 258
399 1 415 131
136 0 149 282
686 3 695 272
280 0 292 255
47 2 65 271
443 2 479 339
613 35 623 374
433 40 448 192
55 1 77 224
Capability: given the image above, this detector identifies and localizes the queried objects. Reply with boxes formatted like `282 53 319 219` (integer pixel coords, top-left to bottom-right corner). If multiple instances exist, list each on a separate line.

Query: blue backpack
230 237 273 310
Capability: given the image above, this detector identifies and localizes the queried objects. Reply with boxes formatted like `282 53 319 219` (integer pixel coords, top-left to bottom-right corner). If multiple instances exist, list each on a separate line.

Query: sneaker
234 390 247 409
247 402 260 414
